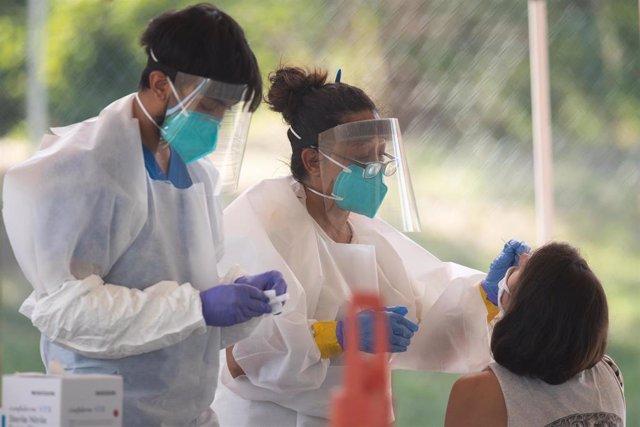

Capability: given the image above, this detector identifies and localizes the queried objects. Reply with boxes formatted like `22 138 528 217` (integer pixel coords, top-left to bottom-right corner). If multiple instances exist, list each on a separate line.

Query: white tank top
489 357 625 426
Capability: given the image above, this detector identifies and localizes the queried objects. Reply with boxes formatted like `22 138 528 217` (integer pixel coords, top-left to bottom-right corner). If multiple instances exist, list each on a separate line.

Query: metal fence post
528 0 554 245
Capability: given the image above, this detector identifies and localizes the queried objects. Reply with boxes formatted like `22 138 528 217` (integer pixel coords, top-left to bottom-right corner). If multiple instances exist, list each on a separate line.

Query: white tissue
263 290 289 315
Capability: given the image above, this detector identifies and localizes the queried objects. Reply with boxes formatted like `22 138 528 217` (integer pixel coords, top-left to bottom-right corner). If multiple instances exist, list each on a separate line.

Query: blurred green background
1 1 638 425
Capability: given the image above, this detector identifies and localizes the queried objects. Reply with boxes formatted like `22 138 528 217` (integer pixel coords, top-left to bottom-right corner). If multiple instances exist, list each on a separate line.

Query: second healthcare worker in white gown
2 5 287 426
212 67 529 426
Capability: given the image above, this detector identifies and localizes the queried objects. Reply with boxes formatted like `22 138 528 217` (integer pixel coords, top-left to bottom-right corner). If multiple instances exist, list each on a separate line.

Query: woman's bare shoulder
444 369 507 427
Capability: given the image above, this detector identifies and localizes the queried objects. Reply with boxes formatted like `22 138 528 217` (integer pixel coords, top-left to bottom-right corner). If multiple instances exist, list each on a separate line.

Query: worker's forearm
24 274 207 358
226 346 246 378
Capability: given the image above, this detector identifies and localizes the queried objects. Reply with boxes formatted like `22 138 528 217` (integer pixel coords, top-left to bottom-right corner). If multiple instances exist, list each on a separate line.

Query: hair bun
267 66 328 125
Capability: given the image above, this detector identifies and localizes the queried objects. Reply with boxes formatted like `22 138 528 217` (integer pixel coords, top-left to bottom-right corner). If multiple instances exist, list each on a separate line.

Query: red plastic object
330 292 392 427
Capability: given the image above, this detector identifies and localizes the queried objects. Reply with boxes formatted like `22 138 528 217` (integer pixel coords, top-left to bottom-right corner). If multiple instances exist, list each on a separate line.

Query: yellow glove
479 284 500 323
312 321 343 358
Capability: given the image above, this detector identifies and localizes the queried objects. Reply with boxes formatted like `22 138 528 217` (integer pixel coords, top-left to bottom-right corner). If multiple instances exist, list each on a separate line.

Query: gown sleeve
218 189 334 415
366 222 492 373
3 133 207 359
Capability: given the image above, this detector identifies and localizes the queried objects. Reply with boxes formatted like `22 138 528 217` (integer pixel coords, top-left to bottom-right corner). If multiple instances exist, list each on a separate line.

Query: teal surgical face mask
134 81 222 164
334 163 388 217
160 109 221 163
161 80 222 163
307 150 388 218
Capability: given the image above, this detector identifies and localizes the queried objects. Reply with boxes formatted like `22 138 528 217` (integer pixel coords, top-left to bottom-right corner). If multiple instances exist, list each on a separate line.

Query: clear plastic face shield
163 71 253 192
315 118 421 232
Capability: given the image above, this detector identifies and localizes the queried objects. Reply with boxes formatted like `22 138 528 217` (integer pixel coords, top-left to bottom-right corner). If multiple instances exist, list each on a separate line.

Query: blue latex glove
482 239 531 305
234 270 287 296
200 284 272 327
336 306 419 353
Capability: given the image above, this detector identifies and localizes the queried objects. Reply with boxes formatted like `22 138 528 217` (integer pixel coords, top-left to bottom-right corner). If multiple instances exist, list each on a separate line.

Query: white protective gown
2 94 259 427
212 177 491 427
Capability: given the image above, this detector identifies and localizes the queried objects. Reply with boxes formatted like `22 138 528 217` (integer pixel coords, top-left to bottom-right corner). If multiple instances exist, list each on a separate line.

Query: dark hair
139 3 262 112
266 66 377 182
491 242 609 385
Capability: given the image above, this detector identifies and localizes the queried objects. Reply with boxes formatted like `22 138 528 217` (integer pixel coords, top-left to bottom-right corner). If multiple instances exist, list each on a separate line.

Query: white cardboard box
2 373 122 427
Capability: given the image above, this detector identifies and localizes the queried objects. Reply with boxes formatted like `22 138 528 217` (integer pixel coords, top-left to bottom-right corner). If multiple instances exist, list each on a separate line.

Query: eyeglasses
329 151 398 179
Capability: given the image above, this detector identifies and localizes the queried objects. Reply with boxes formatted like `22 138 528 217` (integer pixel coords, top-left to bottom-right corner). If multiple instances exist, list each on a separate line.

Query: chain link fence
1 1 638 424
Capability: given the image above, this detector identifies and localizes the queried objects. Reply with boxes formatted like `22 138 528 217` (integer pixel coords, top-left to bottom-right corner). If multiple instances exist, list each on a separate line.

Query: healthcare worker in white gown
212 67 529 426
2 5 287 426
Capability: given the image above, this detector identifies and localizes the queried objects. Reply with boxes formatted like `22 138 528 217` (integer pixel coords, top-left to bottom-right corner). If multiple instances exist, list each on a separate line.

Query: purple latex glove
234 270 287 297
200 283 271 327
336 306 419 353
481 239 531 305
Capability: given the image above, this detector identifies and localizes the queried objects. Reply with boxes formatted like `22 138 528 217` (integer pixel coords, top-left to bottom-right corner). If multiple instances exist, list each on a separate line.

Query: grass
393 371 458 426
1 136 638 425
1 297 42 374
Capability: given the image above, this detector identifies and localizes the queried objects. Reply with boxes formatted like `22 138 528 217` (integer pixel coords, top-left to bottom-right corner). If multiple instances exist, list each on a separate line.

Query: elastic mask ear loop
134 93 163 132
165 79 208 116
305 185 343 201
308 150 353 201
148 48 187 117
166 79 189 116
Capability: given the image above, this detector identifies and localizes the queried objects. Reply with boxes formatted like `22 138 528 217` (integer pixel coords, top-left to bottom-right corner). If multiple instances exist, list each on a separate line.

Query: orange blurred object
330 292 392 427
